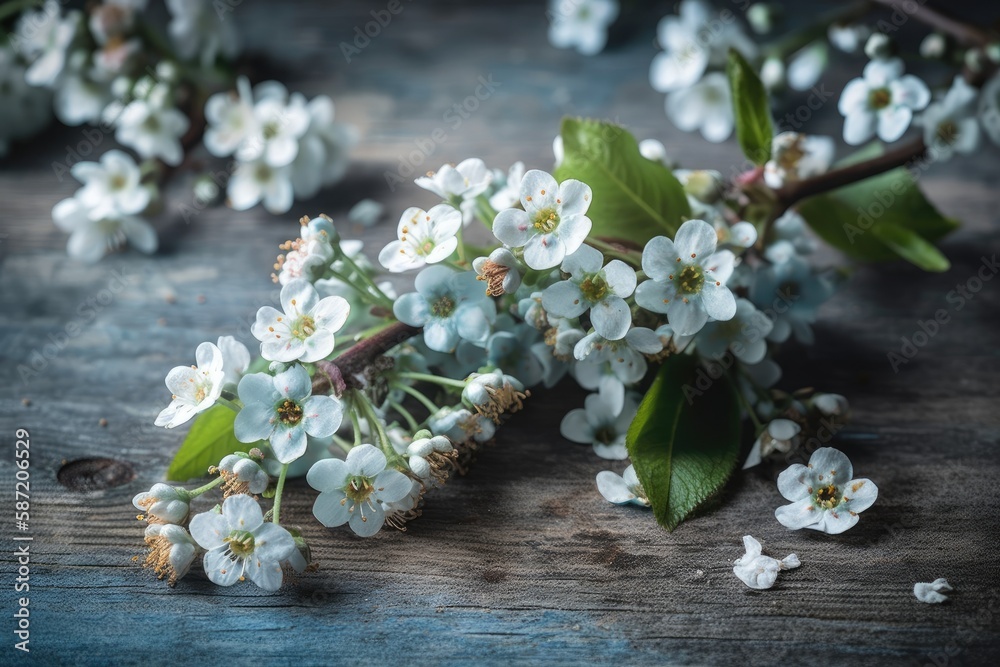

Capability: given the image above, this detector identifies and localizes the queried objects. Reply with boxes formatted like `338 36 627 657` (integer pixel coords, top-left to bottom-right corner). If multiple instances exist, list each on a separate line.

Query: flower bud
864 33 893 61
133 484 191 524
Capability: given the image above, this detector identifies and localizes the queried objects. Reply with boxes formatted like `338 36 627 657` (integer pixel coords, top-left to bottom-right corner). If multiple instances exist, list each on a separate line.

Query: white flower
53 68 109 126
203 77 255 157
733 535 800 590
922 75 980 161
650 0 754 93
292 95 357 194
560 392 637 459
189 494 296 591
714 220 758 250
492 169 593 270
133 483 190 524
69 149 151 220
596 464 649 506
51 196 157 263
914 578 953 604
838 57 930 145
573 327 663 390
307 444 412 537
142 523 197 586
228 159 294 214
774 447 878 534
542 244 636 340
742 418 801 469
764 132 835 189
488 161 526 211
394 265 497 353
166 0 239 67
116 99 190 165
473 248 522 296
552 135 564 167
238 85 311 168
251 279 350 363
695 298 773 364
429 406 497 444
378 204 462 272
462 369 528 422
217 335 251 388
415 158 492 224
666 72 734 142
760 57 785 91
16 1 80 87
864 33 893 61
154 342 225 428
276 215 338 285
635 219 737 336
234 364 343 464
547 0 619 56
217 454 269 495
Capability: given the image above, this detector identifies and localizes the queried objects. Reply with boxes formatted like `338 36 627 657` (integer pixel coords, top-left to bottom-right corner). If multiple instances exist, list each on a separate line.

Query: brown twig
312 322 422 396
871 0 996 47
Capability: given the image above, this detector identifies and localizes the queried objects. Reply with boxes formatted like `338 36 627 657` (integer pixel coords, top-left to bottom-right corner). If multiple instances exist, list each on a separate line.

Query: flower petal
774 498 822 530
306 458 349 492
203 549 244 587
347 443 387 477
223 493 264 531
808 447 853 487
313 490 351 527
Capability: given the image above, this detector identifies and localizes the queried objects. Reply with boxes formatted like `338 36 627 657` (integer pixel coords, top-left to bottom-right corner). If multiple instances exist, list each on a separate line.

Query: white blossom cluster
3 0 354 263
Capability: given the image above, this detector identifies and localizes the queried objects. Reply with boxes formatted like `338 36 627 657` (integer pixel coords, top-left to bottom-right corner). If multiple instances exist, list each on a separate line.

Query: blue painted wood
1 1 999 665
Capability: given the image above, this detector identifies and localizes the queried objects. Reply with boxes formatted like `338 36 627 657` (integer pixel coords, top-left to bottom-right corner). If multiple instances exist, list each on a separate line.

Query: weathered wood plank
1 0 999 664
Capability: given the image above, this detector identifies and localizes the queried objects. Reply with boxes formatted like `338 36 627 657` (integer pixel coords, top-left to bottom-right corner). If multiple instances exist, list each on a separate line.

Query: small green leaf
626 354 742 531
797 143 959 270
555 117 690 245
871 222 950 272
726 48 773 165
166 405 244 482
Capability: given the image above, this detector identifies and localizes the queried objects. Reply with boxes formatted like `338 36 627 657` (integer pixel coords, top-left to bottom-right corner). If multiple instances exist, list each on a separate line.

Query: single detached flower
251 279 350 363
596 464 650 506
393 265 497 353
733 535 800 590
492 169 593 270
307 444 412 537
914 578 953 604
133 483 191 524
635 219 737 336
543 245 637 340
234 364 343 464
763 132 835 189
189 494 297 591
473 247 522 296
547 0 619 56
155 341 225 429
378 204 462 272
838 57 930 145
774 447 878 534
143 523 197 587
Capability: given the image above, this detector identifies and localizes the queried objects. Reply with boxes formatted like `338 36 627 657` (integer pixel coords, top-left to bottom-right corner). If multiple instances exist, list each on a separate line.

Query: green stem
188 476 225 498
586 238 642 268
353 390 400 464
389 400 420 431
271 464 289 524
348 398 365 448
475 195 498 230
396 371 468 390
337 252 394 305
393 382 441 415
326 268 392 308
216 397 242 413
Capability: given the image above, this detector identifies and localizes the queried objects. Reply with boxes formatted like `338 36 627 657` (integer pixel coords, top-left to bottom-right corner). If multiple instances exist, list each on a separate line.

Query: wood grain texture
1 1 999 665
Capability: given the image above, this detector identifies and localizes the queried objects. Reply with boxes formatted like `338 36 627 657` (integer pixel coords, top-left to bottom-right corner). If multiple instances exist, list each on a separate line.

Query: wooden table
1 1 998 664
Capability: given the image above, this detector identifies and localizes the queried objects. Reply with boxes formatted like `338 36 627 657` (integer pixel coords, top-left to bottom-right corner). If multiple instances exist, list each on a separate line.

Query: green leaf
726 48 773 165
626 354 742 531
797 142 959 270
555 117 690 244
166 405 244 482
871 222 950 272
